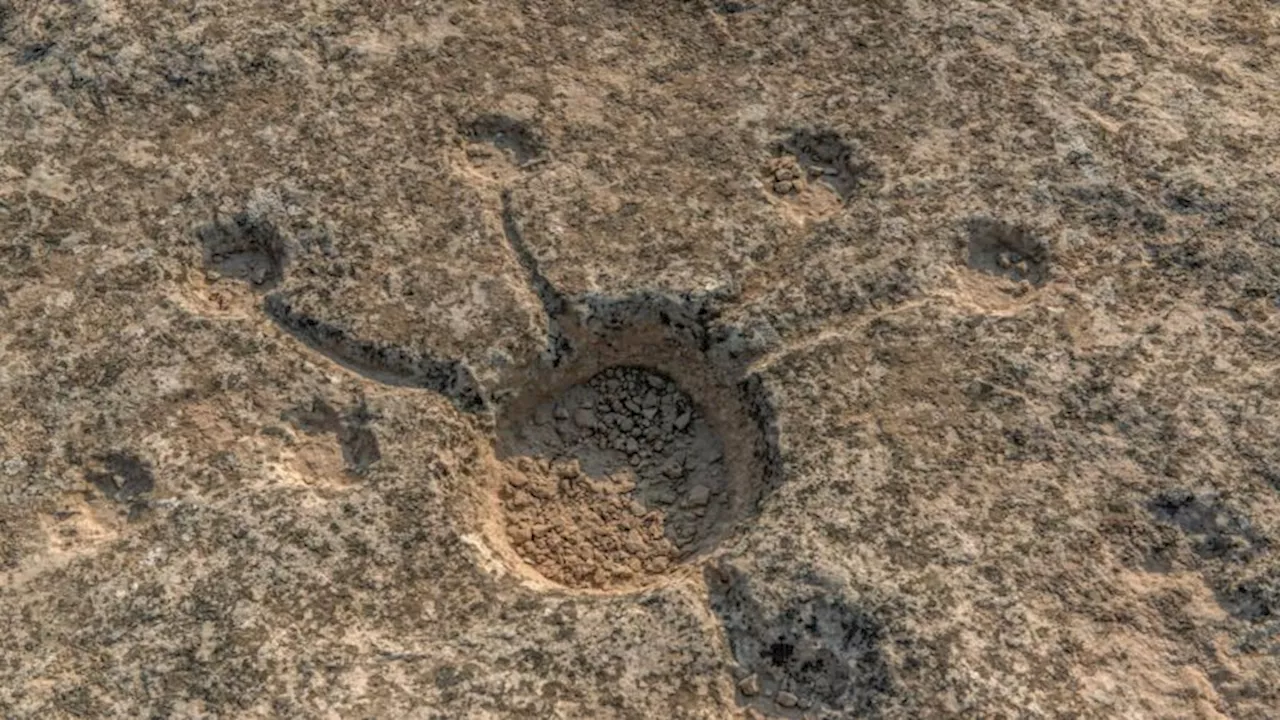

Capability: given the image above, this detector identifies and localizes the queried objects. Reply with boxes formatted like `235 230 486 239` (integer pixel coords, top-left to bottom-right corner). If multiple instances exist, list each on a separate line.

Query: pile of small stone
767 156 804 196
501 366 730 588
579 368 726 546
501 456 679 589
580 367 695 471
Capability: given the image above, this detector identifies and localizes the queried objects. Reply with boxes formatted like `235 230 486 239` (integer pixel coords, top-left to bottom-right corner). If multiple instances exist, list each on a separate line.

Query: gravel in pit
498 366 730 589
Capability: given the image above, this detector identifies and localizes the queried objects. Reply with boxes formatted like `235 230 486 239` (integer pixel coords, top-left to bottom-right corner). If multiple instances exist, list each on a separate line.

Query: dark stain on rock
284 397 381 476
466 114 545 166
284 397 342 435
1146 489 1266 563
86 452 155 504
197 212 289 289
18 41 54 65
707 565 897 713
965 217 1051 286
339 417 381 476
1217 568 1280 623
776 128 878 202
715 1 757 14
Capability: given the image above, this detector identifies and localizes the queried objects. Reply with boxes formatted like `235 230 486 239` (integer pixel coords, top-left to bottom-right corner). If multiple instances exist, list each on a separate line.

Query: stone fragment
738 674 760 696
687 484 711 506
776 691 798 708
573 408 597 429
674 411 691 430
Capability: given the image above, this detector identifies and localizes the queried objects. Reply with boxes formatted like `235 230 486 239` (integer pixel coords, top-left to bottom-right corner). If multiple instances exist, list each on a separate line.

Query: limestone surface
2 1 1279 718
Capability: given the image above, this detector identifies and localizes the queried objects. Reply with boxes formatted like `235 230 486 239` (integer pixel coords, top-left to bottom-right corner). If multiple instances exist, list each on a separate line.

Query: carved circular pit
484 319 777 592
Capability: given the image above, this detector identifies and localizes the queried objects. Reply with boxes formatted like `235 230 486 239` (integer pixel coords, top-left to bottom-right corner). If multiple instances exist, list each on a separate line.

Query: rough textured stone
2 1 1280 719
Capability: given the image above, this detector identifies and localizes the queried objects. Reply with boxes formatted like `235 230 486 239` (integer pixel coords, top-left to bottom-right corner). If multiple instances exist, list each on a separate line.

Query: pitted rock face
497 366 733 589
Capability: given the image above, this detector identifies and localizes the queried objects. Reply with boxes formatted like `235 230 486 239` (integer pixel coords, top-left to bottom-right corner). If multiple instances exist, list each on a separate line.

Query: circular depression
483 324 776 591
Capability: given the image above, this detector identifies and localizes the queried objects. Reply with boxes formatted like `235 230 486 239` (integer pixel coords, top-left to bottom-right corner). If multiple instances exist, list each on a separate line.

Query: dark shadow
1215 568 1280 623
1147 489 1278 624
706 565 897 714
284 397 383 476
198 213 289 290
283 397 343 435
965 217 1050 286
86 452 155 515
265 294 488 414
714 1 758 14
467 114 545 166
18 41 54 65
777 128 878 203
1146 489 1266 563
339 401 382 475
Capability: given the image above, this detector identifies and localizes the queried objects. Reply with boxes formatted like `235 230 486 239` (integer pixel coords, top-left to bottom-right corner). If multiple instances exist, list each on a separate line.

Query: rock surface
2 1 1279 718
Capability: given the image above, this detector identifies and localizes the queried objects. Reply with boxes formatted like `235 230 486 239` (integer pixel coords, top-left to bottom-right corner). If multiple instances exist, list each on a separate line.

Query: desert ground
1 1 1279 718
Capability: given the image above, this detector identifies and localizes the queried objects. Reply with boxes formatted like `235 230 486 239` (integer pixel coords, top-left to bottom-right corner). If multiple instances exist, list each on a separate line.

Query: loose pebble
500 366 731 589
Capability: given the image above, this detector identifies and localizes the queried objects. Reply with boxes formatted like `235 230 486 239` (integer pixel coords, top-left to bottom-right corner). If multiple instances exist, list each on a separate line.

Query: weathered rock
2 2 1279 719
